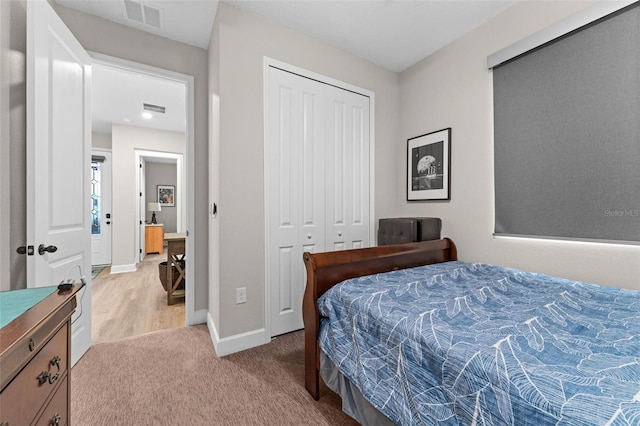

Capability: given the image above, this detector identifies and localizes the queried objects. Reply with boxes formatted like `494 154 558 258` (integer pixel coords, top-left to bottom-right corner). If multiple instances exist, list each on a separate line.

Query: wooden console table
0 285 81 425
164 232 186 305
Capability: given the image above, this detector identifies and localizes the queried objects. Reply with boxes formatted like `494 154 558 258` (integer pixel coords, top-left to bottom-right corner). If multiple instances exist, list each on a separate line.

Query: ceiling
56 0 518 73
92 64 186 134
55 0 218 49
226 0 517 72
65 0 518 135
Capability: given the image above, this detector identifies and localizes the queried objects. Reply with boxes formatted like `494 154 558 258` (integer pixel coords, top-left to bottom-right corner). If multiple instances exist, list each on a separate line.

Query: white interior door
27 0 92 365
267 65 371 336
91 150 112 265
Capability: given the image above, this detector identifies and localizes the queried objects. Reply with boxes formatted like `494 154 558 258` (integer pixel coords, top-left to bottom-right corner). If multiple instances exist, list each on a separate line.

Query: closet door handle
307 234 312 239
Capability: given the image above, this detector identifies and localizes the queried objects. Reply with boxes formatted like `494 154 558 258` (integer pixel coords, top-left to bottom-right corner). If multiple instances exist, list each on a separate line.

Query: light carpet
71 325 357 425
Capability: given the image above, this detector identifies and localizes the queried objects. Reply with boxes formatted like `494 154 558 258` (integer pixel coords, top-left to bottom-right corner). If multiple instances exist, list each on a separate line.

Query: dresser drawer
1 299 74 390
35 376 68 426
0 323 68 425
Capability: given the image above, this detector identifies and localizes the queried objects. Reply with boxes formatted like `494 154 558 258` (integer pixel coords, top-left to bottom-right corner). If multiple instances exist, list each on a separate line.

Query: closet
266 64 372 336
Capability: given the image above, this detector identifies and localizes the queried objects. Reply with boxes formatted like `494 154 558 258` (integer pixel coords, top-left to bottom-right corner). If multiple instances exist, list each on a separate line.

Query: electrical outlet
236 287 246 304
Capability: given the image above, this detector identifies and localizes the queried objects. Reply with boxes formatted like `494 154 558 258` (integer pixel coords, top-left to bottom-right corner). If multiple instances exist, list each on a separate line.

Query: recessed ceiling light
142 112 152 119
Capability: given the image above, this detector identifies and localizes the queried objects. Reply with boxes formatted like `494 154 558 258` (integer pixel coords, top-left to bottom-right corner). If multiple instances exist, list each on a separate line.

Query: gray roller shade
493 3 640 244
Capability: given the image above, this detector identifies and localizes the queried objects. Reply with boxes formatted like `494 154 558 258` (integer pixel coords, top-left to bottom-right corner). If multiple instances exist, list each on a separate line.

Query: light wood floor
91 251 185 343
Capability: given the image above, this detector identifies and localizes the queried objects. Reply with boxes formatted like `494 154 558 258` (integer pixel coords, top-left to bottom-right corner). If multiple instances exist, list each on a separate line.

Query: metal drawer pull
37 355 61 385
50 414 61 425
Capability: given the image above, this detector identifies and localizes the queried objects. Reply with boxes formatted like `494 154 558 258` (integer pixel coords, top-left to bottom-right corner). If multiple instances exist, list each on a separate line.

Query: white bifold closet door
267 66 371 336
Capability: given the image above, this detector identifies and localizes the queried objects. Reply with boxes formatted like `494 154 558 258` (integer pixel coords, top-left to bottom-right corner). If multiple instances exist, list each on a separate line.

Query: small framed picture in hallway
158 185 175 206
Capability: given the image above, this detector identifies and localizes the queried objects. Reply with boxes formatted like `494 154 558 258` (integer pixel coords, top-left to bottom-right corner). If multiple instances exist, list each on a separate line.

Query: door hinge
140 220 143 225
139 163 142 168
139 249 142 254
140 192 142 197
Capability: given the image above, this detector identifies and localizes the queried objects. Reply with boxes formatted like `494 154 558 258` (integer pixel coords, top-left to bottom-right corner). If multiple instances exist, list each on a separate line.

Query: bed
302 239 640 425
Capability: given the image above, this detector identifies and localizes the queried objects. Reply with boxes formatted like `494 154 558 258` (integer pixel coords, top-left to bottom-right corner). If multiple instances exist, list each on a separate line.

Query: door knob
38 244 58 255
307 234 312 239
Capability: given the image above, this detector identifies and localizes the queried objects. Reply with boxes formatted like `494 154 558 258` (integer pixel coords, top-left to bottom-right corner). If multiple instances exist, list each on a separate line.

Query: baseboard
109 264 137 274
206 312 269 356
190 309 207 325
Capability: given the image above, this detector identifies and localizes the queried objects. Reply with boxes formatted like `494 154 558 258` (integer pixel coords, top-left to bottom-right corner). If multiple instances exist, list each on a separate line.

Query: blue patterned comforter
318 261 640 425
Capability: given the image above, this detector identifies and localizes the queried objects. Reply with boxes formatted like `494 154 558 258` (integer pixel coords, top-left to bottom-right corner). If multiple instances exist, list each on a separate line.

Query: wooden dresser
145 223 164 255
0 285 81 426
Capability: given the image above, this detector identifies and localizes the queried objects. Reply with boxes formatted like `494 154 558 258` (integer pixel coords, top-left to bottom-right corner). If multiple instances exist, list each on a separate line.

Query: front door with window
91 151 112 266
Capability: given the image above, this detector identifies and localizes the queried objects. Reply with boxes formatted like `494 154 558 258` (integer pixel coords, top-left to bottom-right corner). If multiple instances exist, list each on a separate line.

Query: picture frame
407 128 451 201
157 185 175 207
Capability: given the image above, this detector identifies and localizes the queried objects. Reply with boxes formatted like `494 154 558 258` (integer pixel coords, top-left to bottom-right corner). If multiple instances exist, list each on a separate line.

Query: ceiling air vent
123 0 164 30
143 103 166 114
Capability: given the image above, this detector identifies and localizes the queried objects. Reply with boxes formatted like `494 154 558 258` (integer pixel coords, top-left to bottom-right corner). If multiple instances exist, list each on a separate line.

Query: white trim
207 312 268 356
109 263 137 274
134 148 184 231
89 51 196 327
262 57 376 340
487 0 637 68
192 308 208 325
494 234 640 247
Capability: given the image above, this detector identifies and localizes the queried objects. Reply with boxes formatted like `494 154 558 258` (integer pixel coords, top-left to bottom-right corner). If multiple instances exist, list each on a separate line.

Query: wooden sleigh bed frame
301 238 458 400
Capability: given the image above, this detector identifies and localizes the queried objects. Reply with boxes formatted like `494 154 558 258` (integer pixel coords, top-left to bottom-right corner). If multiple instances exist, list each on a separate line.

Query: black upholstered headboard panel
377 218 418 245
377 217 442 246
414 217 442 242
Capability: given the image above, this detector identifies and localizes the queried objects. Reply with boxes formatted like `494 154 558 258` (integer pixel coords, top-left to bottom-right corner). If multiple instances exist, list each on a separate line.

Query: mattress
318 261 640 425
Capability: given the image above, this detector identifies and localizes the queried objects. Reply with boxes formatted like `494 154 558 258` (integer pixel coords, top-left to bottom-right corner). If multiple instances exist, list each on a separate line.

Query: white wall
398 0 640 290
209 3 400 340
111 125 185 269
92 132 112 150
54 4 209 311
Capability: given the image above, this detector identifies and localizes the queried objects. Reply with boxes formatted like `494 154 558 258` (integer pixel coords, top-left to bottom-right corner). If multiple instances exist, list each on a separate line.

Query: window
91 158 104 236
490 2 640 244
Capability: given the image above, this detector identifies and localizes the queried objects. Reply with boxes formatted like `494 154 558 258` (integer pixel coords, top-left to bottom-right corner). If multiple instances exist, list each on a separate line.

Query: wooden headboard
301 238 458 399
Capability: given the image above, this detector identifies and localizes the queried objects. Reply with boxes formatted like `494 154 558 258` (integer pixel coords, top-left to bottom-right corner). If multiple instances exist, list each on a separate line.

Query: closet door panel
326 100 348 250
326 89 370 250
268 71 303 335
348 100 370 249
300 89 325 251
268 67 324 336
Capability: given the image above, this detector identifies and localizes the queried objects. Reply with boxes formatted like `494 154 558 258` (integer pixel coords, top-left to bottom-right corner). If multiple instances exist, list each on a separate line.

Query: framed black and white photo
157 185 175 207
407 128 451 201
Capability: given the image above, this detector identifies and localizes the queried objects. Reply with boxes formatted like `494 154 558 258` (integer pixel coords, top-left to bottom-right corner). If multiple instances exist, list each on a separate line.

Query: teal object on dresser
0 286 57 329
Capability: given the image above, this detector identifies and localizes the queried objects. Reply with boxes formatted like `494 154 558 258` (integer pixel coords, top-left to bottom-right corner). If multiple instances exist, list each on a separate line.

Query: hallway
91 252 185 343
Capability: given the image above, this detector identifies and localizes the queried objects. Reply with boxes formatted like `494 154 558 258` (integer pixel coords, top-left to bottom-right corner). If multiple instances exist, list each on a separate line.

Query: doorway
91 149 112 268
135 150 185 264
89 52 196 338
